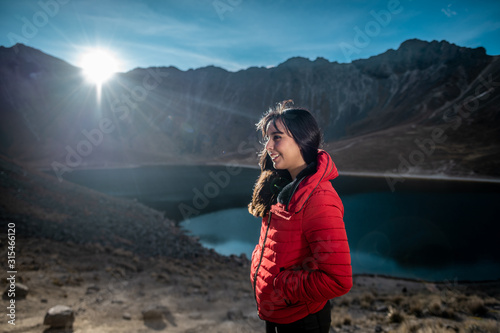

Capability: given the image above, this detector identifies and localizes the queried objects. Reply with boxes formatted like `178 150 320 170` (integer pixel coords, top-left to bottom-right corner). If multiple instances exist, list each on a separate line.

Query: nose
265 138 272 151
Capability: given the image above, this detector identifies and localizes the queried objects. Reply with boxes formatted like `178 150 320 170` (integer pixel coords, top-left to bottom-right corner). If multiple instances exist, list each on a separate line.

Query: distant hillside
0 154 206 258
0 39 499 181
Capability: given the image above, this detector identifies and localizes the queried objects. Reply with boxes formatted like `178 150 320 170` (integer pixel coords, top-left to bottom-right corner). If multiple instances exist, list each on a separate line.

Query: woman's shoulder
306 181 342 206
301 182 344 226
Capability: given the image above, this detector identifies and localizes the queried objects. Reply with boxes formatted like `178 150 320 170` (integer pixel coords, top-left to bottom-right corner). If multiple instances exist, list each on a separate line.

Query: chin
273 163 285 170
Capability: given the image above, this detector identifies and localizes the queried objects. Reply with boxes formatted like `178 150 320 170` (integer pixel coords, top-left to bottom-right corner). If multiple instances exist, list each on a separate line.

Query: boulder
43 305 75 328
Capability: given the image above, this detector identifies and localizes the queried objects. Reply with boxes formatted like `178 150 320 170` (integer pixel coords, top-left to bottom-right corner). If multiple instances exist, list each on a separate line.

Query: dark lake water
62 165 500 281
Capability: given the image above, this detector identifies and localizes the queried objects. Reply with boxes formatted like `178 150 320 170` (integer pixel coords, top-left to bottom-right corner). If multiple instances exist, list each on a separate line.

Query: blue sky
1 0 499 72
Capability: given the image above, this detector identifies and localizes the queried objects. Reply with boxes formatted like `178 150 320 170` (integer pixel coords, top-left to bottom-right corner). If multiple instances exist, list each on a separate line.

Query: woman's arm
273 189 352 303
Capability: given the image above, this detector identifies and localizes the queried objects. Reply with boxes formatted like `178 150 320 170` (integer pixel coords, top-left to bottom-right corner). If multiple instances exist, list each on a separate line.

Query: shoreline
339 170 500 184
352 273 500 285
35 162 500 185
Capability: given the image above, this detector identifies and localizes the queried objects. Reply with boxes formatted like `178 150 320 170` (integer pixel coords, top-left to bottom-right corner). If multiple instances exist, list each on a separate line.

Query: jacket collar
277 161 317 210
274 150 338 214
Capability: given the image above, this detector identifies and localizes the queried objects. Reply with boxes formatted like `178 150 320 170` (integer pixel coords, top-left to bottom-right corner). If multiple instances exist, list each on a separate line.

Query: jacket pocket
273 268 297 307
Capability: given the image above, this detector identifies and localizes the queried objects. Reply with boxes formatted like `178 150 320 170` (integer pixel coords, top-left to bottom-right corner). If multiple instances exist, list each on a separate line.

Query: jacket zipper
253 212 272 303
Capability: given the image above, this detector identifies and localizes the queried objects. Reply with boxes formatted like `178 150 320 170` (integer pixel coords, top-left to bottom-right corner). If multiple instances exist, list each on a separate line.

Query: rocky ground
1 236 500 333
1 156 499 332
1 236 261 333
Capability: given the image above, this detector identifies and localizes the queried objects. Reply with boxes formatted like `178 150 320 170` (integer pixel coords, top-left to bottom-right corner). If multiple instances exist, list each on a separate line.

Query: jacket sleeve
273 189 352 303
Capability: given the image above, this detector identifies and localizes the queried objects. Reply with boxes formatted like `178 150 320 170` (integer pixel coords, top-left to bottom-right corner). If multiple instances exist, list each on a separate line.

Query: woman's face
265 119 306 179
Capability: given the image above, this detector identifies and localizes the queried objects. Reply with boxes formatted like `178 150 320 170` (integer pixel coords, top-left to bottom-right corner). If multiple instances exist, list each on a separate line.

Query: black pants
265 301 331 333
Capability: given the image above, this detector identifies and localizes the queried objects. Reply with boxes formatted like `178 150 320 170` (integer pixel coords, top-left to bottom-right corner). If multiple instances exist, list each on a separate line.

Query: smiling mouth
269 153 280 161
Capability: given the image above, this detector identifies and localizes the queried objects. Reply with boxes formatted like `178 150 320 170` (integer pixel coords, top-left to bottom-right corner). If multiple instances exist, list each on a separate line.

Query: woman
249 100 352 333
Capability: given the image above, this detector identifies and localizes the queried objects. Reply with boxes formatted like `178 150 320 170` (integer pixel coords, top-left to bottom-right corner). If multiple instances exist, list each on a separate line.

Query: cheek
294 148 303 159
290 142 301 155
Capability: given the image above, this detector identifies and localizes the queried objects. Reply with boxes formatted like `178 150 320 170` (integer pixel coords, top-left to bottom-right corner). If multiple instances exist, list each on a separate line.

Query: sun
80 49 119 85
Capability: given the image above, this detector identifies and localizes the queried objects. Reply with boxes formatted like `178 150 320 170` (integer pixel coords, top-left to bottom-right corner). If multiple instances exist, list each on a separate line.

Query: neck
289 163 307 180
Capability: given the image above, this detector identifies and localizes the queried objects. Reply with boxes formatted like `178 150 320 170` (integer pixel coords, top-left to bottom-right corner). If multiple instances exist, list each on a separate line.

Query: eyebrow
268 129 284 136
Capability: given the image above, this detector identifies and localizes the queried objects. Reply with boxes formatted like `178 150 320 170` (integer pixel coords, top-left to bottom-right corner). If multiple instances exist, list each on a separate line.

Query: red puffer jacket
250 150 352 324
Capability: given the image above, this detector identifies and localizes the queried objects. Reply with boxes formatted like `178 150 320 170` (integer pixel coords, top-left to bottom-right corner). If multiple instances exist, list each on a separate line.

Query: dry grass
408 299 425 318
360 292 375 310
392 318 499 333
332 276 500 333
330 308 353 328
387 307 406 324
339 296 351 307
385 292 491 320
463 318 499 333
395 320 456 333
463 296 489 317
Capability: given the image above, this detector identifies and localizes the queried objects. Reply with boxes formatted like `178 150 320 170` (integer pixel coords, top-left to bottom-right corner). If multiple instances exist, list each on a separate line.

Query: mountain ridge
0 39 499 181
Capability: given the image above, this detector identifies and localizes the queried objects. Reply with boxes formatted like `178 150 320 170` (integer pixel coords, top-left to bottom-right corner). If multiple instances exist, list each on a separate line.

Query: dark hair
248 100 323 217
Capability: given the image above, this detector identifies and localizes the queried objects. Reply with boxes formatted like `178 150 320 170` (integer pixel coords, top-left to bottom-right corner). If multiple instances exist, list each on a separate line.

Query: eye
273 135 281 140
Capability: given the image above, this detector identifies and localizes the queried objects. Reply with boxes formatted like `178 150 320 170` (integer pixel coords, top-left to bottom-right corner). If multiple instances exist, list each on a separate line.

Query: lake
62 165 500 281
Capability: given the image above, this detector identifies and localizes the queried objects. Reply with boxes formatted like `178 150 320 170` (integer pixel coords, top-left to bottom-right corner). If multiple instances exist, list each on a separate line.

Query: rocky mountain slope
0 39 499 180
0 153 206 258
